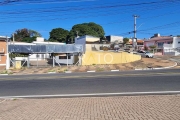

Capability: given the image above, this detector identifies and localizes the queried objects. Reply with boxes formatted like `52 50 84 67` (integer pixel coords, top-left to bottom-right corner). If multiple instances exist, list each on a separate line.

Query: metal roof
8 44 84 54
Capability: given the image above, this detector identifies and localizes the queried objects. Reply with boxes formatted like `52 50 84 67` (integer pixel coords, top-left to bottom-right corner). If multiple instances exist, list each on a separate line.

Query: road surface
0 69 180 98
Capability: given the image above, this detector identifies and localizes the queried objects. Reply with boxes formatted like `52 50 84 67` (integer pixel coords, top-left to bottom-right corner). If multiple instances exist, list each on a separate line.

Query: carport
8 44 84 68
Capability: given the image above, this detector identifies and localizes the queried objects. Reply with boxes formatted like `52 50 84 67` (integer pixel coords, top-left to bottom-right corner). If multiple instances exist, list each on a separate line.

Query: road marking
111 70 120 72
1 91 180 99
0 72 180 81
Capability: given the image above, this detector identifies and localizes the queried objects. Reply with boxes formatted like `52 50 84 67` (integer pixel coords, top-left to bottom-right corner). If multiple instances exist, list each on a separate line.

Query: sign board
15 61 21 69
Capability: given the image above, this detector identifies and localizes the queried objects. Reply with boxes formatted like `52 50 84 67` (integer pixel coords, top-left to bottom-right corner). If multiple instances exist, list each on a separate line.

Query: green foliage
22 36 36 43
69 22 105 41
123 38 129 44
149 45 156 49
13 28 41 42
0 70 12 75
29 30 42 37
49 28 69 43
9 53 28 58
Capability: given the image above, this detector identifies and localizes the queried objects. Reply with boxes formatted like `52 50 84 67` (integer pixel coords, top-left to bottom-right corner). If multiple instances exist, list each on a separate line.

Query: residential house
144 34 180 55
106 35 123 43
0 36 7 66
128 39 144 50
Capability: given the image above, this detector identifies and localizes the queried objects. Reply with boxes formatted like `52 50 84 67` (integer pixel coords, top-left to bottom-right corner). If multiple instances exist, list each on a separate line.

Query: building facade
144 34 180 55
0 36 7 66
106 35 123 43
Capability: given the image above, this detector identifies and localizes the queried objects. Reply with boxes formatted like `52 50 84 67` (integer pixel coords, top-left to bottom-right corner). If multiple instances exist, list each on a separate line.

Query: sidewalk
0 95 180 120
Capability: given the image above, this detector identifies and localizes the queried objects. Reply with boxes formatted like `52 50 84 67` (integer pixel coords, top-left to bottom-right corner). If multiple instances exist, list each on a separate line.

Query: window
157 42 164 48
178 41 180 44
59 56 71 59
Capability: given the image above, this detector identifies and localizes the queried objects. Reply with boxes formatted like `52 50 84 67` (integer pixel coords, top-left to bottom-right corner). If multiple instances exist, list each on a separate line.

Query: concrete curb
0 74 9 76
111 70 120 72
64 71 72 73
48 72 56 74
87 71 96 72
135 62 177 71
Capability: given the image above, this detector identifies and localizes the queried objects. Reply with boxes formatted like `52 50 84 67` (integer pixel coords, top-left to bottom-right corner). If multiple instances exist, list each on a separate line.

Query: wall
55 55 74 65
110 36 123 43
144 41 155 47
82 51 141 65
173 37 180 48
0 41 6 66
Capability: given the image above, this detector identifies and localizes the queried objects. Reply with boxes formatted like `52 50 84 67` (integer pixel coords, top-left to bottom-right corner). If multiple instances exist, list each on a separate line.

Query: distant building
0 36 8 66
144 33 180 56
75 35 100 51
106 35 123 43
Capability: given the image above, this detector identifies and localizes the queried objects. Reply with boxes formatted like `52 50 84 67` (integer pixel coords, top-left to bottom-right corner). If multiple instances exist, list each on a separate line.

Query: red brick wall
0 41 7 65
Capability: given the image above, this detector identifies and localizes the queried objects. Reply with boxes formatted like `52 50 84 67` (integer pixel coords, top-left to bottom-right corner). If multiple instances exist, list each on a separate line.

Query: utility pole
76 31 79 37
6 36 10 70
13 33 14 45
133 15 139 50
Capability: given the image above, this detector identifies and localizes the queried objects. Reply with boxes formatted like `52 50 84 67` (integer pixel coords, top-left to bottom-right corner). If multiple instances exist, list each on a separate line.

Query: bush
103 46 109 51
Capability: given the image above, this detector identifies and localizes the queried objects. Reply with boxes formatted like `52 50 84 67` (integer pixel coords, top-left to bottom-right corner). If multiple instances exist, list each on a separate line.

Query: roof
0 36 10 41
8 41 66 45
77 35 100 39
144 36 173 42
129 40 144 44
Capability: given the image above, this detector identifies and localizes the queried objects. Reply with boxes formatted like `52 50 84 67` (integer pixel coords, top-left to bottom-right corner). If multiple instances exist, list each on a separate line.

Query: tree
13 28 41 43
144 45 148 51
123 38 129 44
29 30 42 37
69 22 105 41
49 28 69 43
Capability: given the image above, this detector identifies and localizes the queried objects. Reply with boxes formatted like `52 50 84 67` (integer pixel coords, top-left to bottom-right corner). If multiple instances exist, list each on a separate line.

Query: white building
106 35 123 43
163 37 180 56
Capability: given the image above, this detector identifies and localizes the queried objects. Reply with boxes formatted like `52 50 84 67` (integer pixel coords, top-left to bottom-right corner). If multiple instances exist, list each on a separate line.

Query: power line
0 0 179 24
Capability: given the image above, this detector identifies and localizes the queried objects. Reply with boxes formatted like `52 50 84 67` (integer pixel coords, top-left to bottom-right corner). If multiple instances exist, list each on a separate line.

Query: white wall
173 37 180 48
110 36 123 43
36 37 44 42
55 55 74 65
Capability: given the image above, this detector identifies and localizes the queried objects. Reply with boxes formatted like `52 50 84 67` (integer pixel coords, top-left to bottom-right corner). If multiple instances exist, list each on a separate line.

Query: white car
138 51 154 58
141 51 154 58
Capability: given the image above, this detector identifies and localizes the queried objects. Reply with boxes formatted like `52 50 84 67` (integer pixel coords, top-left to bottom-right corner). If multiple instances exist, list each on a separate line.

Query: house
128 38 144 50
144 33 180 55
0 36 8 66
106 35 123 43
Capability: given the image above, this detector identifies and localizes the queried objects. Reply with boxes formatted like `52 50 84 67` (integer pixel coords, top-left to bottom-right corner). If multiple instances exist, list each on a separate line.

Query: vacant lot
2 57 175 75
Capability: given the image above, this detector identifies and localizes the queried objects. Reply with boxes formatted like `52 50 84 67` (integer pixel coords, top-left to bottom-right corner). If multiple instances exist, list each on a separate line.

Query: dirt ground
0 56 176 75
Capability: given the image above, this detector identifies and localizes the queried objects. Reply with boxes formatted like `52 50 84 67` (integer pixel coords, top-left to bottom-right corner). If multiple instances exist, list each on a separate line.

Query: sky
0 0 180 40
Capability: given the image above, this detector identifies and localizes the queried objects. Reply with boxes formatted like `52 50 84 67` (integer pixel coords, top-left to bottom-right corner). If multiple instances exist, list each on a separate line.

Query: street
0 69 180 98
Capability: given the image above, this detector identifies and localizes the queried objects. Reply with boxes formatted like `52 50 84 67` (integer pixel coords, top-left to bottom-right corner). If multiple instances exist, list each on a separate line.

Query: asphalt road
0 69 180 98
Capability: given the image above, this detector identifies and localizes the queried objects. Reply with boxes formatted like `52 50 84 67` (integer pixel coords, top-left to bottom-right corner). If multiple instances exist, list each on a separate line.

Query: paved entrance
0 95 180 120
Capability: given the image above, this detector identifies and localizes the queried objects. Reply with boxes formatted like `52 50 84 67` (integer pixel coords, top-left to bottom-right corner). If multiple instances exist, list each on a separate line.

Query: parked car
137 51 154 58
